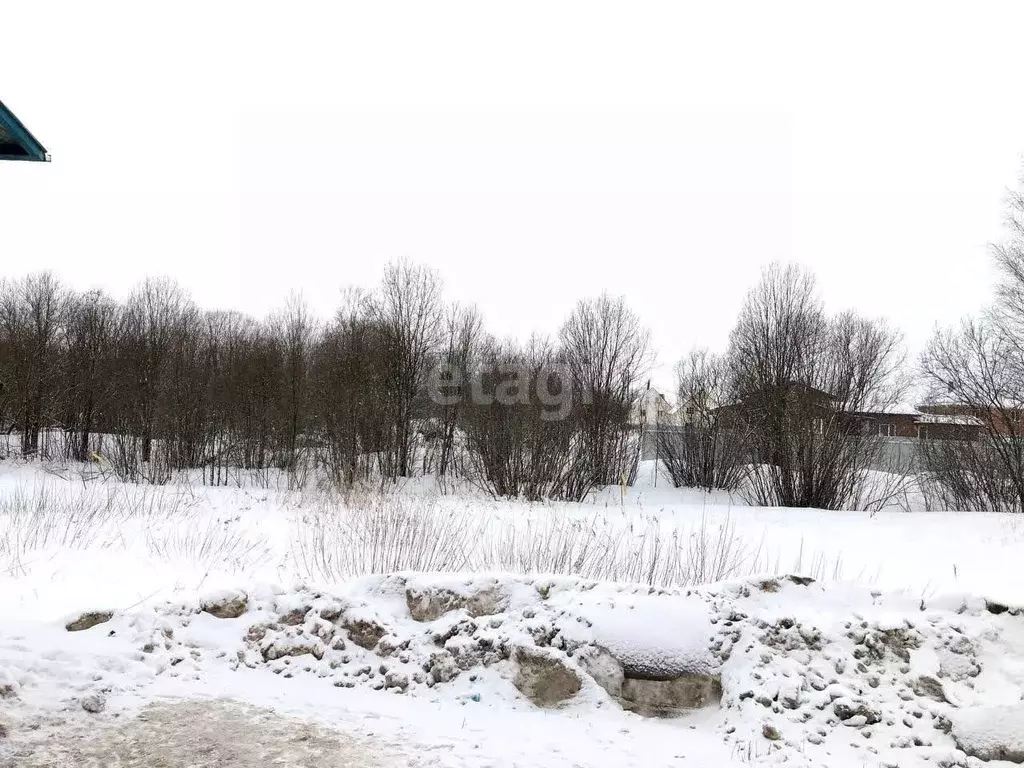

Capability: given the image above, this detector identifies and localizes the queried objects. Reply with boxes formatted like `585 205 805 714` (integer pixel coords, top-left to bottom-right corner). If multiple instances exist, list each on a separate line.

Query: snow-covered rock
574 645 624 698
570 593 715 679
65 610 114 632
953 706 1024 763
512 645 582 707
200 590 249 619
406 581 508 622
620 672 722 716
81 694 106 714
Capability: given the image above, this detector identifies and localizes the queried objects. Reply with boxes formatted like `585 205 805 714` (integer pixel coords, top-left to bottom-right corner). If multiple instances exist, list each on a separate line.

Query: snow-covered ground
2 460 1023 767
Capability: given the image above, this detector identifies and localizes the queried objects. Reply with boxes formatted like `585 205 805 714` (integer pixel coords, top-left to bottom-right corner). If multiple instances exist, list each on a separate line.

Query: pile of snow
558 590 715 678
952 705 1024 763
4 570 1024 767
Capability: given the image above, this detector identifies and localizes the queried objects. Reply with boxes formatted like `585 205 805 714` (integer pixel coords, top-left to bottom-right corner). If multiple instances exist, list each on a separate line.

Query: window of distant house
879 423 895 437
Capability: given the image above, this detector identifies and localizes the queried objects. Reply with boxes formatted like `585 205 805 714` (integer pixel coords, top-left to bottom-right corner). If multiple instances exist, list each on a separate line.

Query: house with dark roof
852 403 984 440
714 382 839 428
916 403 1021 439
849 403 922 438
713 383 989 442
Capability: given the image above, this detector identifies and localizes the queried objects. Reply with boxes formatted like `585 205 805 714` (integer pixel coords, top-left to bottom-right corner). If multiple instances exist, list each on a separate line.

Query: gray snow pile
4 572 1024 767
952 706 1024 763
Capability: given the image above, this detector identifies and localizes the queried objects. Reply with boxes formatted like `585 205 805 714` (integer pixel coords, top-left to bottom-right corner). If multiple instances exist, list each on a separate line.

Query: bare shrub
294 489 486 580
727 264 907 509
459 336 581 501
143 513 273 572
847 468 917 514
918 437 1024 513
659 349 747 491
483 506 759 587
0 481 256 577
920 321 1024 512
293 488 764 588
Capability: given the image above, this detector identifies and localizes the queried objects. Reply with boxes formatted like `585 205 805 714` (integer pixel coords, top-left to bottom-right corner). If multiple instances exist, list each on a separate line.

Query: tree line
0 257 914 510
4 172 1024 511
0 262 649 500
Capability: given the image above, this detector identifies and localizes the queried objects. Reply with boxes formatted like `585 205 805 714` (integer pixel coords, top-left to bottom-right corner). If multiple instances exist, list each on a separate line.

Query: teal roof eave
0 100 50 162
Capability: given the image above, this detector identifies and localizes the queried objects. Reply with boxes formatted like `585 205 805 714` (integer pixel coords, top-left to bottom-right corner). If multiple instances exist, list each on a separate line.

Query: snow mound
953 705 1024 763
6 570 1024 768
571 593 714 678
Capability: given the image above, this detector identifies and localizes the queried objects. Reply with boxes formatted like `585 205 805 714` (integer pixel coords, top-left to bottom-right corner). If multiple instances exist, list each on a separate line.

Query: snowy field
2 460 1024 767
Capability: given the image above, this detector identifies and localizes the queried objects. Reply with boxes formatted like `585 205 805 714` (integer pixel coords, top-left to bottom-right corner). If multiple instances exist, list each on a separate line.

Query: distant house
916 403 1021 439
633 386 678 427
714 382 839 430
852 403 984 440
850 403 922 438
713 384 989 442
914 412 985 441
633 386 683 460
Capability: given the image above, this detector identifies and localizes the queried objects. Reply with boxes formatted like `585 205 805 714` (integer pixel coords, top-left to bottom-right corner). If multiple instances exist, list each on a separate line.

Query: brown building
715 383 839 428
850 403 922 438
852 403 985 440
916 403 1024 438
721 390 989 442
913 413 984 441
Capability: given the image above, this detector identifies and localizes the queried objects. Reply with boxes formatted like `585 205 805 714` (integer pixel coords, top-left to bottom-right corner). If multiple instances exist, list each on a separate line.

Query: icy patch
5 698 383 768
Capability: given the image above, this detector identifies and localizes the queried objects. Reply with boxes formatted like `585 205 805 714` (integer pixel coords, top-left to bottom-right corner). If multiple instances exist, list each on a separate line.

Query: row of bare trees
0 263 650 499
12 162 1022 510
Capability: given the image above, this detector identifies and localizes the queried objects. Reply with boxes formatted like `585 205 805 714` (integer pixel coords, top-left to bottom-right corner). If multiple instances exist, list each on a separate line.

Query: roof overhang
0 100 49 162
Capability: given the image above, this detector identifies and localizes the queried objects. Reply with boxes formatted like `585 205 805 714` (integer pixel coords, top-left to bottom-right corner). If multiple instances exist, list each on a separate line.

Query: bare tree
311 288 392 487
119 277 195 474
728 264 906 509
268 292 319 485
992 167 1024 341
915 169 1024 512
62 290 121 461
0 273 68 457
432 303 484 481
920 319 1024 511
559 293 651 491
368 261 444 479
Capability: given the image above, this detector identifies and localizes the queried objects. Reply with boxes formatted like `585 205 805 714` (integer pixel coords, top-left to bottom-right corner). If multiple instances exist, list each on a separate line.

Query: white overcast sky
3 2 1024 389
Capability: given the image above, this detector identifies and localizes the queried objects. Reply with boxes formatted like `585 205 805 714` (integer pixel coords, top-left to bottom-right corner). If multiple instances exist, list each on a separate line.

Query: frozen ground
2 461 1024 767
